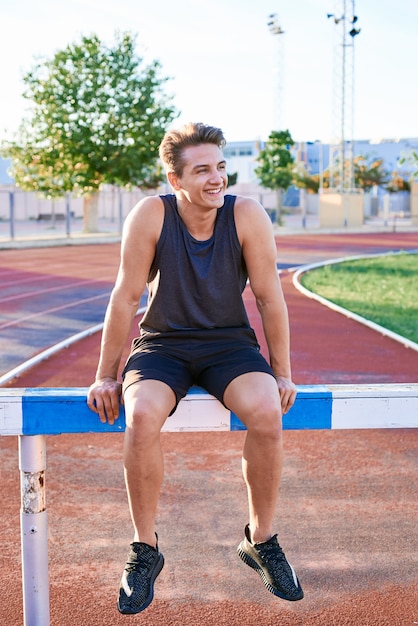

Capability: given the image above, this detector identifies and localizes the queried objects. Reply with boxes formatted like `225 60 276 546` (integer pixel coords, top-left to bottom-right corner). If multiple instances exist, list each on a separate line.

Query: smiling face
167 143 228 211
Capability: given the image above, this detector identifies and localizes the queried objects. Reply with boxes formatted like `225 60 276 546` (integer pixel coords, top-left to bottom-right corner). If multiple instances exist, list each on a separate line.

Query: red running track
0 231 417 626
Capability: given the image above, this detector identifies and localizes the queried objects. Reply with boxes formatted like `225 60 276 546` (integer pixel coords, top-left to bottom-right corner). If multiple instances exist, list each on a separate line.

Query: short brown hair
159 122 226 177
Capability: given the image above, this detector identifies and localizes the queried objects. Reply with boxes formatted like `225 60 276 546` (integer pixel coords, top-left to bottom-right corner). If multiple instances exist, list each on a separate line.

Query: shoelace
256 537 285 564
255 538 298 594
122 548 157 606
125 547 156 574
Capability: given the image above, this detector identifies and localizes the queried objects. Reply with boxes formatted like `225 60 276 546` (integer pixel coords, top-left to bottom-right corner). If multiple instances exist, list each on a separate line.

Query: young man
87 122 303 614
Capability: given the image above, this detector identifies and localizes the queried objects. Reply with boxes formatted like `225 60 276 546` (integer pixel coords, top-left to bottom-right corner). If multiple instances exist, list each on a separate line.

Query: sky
1 0 418 144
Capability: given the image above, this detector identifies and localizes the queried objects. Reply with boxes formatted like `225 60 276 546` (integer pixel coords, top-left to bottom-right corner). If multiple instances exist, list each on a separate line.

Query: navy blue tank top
139 194 250 336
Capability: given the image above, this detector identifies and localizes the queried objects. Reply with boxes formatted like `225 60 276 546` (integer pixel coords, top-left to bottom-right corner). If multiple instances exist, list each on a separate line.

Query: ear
167 170 181 190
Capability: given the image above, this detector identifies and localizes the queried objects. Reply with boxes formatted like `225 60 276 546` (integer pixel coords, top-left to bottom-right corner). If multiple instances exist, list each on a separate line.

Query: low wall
410 181 418 225
319 191 364 228
0 186 156 222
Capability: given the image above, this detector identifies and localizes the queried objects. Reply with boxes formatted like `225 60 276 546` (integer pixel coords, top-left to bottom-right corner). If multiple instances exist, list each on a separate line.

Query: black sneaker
117 537 164 614
237 524 303 601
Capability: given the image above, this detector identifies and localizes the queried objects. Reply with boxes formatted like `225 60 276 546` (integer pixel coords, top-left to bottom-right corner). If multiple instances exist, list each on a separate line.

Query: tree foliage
255 130 295 192
399 149 418 179
294 168 320 194
1 31 177 198
227 171 238 187
254 130 295 224
385 173 410 193
294 154 391 193
353 156 388 191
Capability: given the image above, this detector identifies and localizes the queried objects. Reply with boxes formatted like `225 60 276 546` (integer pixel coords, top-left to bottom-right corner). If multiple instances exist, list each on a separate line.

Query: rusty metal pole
19 435 50 626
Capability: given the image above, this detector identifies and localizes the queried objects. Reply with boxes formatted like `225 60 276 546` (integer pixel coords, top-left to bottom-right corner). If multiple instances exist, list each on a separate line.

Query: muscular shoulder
123 195 165 245
125 194 164 228
233 195 274 246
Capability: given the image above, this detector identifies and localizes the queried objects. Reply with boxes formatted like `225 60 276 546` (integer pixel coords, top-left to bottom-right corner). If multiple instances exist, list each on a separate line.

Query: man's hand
87 378 122 425
276 376 297 415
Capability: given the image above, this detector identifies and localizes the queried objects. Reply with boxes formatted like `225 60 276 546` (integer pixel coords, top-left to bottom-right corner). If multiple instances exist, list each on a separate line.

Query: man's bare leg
225 371 303 601
123 380 176 548
223 371 283 544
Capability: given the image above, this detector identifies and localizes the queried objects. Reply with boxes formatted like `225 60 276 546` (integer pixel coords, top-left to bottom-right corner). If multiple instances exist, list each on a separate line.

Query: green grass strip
300 252 418 344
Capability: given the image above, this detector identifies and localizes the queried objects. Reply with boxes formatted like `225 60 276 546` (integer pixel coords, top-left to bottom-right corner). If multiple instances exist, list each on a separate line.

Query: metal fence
0 186 157 240
0 185 413 242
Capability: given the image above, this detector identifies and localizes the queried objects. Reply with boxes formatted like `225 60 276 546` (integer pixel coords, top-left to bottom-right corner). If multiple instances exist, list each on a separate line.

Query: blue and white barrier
1 383 417 626
1 383 418 436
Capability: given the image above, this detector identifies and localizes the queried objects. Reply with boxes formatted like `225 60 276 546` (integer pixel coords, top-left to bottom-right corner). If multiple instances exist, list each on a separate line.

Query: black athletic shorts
122 327 275 410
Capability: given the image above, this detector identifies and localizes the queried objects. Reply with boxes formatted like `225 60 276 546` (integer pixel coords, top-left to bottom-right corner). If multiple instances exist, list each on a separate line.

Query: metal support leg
19 435 50 626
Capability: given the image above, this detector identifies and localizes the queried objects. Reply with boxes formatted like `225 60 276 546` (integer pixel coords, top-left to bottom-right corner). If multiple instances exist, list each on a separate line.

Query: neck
176 198 218 241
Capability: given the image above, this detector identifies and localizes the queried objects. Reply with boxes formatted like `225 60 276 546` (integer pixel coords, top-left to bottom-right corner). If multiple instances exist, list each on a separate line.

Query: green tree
399 149 418 177
227 171 238 187
385 173 411 193
255 130 295 224
1 31 177 231
353 156 388 191
294 167 320 194
295 155 389 194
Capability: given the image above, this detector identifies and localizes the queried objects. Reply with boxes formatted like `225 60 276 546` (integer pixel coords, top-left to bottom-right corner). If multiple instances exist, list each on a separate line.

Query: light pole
327 0 360 195
267 13 285 131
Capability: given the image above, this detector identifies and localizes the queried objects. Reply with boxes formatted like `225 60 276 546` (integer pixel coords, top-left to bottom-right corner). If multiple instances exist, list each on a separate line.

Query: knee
125 397 165 444
242 396 282 439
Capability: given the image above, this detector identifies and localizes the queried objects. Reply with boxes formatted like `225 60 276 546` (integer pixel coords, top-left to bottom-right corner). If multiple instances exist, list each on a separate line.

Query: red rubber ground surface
1 231 417 625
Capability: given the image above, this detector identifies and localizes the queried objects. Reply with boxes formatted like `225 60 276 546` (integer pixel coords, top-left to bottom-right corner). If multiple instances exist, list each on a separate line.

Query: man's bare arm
235 197 296 414
87 196 164 423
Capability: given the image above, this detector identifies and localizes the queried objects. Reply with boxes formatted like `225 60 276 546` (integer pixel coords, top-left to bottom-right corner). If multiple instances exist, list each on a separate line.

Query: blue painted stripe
22 388 125 435
185 386 207 395
230 385 333 431
285 385 332 430
230 413 246 431
19 385 333 434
